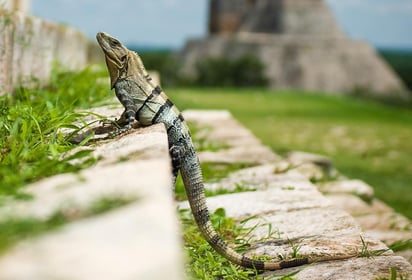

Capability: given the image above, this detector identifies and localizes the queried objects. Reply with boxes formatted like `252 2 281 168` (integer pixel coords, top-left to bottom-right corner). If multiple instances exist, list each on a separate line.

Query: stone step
0 107 185 280
183 109 280 164
181 109 412 279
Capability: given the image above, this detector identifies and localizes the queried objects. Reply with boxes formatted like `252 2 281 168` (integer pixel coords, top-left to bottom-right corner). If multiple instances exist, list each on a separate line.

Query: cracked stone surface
319 179 375 201
180 110 412 278
183 109 280 164
263 256 411 280
0 110 185 280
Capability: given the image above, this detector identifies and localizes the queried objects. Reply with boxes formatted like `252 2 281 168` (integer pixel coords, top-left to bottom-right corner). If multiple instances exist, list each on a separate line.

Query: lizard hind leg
169 143 186 188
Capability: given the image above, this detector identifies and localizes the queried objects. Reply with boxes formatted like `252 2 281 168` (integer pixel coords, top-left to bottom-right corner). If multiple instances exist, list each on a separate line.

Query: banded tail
179 149 356 270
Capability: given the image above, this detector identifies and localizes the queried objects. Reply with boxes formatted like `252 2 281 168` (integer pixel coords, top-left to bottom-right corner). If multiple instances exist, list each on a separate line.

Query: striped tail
179 146 357 270
180 146 308 270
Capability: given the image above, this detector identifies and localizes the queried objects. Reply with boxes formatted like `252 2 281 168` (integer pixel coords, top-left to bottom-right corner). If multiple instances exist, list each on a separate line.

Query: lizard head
96 32 129 88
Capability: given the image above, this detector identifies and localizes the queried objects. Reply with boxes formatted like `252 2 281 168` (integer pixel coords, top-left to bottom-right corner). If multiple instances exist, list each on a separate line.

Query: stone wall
0 0 30 14
0 1 91 95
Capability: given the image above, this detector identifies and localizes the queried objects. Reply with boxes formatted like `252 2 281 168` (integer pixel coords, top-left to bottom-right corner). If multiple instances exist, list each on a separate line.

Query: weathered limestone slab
28 18 56 86
0 9 14 93
181 186 332 220
327 194 393 216
319 179 375 201
53 24 89 71
287 151 333 170
205 163 313 192
354 212 411 233
0 0 29 13
263 256 412 280
327 192 412 262
0 202 184 280
243 207 362 241
0 124 169 221
183 109 280 164
0 8 90 95
399 250 412 264
0 119 185 279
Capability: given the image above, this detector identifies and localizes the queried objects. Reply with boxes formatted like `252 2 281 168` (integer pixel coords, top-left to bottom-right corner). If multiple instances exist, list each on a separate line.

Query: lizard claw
108 124 132 138
100 118 120 127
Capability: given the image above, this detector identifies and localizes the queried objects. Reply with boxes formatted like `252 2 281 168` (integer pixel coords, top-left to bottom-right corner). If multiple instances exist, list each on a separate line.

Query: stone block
0 0 29 13
0 123 169 221
10 11 28 86
205 163 312 192
180 186 332 221
0 9 14 93
0 121 186 279
54 24 89 71
263 256 412 280
0 0 13 10
183 109 281 164
319 179 375 201
326 194 393 216
31 19 58 83
0 9 90 95
12 0 29 14
0 202 185 280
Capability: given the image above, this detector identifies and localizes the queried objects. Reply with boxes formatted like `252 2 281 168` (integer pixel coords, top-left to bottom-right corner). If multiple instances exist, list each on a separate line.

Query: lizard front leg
100 109 128 127
111 87 138 136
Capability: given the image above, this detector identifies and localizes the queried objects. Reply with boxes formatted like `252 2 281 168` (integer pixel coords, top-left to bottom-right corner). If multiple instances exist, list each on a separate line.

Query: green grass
179 207 262 279
0 65 110 198
0 65 139 254
167 88 412 219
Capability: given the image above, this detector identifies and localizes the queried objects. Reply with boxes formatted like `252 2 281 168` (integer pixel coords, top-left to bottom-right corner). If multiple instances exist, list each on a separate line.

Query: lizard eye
110 40 120 47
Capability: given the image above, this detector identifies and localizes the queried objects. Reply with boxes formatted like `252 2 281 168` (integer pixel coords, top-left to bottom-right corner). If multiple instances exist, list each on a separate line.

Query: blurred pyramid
181 0 406 97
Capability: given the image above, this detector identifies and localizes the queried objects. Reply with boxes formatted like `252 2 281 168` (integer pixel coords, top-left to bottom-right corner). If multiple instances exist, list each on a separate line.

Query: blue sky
32 0 412 49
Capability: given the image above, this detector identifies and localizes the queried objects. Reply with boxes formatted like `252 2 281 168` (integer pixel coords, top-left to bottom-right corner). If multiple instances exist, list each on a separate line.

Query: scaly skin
96 32 357 270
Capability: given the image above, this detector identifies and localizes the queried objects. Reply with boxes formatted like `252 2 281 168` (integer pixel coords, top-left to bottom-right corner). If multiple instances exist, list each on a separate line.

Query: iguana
96 32 356 270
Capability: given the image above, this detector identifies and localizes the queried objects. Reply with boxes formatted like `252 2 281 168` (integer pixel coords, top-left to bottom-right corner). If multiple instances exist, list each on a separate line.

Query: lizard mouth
96 32 119 62
96 32 111 52
96 32 126 64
